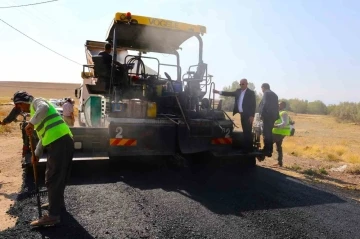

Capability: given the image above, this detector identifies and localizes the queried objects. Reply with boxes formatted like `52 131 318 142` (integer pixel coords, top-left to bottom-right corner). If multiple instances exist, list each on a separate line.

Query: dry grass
286 164 302 172
345 165 360 175
227 112 360 164
303 168 329 176
0 97 11 104
0 106 18 134
0 124 14 134
282 114 360 164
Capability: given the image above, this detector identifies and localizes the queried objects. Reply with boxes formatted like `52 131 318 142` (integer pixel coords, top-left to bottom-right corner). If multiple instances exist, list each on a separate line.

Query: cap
12 91 33 104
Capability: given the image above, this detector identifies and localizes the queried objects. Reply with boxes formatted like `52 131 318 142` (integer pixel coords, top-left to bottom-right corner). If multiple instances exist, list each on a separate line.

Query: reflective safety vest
272 110 291 136
30 98 73 146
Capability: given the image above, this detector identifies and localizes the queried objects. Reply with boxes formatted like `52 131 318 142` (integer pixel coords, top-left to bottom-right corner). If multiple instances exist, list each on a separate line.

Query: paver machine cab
70 12 263 166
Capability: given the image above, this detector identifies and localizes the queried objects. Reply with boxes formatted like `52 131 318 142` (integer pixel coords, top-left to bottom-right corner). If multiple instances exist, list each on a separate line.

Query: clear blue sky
0 0 359 105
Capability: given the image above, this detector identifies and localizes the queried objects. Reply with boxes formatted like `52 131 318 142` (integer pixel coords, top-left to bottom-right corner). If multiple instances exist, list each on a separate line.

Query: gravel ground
1 158 360 239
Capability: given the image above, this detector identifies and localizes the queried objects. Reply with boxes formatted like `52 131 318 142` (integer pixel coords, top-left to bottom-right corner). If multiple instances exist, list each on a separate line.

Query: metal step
37 151 109 163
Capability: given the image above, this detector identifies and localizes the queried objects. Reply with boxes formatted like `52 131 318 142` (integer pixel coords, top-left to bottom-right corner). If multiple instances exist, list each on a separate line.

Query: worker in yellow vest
11 91 74 227
272 101 291 167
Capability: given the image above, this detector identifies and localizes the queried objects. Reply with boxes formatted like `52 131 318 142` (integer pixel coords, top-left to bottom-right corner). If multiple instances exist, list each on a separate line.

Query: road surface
0 159 359 239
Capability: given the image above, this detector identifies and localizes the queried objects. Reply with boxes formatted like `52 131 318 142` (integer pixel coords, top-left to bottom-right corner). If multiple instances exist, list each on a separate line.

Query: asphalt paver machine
33 12 264 167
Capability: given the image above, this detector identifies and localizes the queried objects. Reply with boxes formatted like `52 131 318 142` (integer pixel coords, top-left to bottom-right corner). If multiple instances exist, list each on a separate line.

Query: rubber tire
247 156 256 168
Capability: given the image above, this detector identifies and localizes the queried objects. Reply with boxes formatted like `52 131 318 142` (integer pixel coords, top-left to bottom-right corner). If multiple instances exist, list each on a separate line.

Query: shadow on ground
34 157 346 214
0 156 347 238
0 168 94 239
0 182 18 201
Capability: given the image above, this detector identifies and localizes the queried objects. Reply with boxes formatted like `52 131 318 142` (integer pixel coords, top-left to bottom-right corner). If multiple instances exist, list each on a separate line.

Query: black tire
247 156 256 168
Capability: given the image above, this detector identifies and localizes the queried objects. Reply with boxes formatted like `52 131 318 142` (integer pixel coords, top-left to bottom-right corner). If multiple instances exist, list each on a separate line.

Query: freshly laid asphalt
1 157 360 239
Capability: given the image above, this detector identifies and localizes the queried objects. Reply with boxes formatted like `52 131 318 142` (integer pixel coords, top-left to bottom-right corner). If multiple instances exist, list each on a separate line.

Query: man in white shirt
213 78 256 152
62 98 74 126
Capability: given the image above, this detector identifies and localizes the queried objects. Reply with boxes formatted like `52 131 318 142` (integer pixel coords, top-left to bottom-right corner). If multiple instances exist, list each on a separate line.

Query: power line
0 18 82 66
0 0 58 9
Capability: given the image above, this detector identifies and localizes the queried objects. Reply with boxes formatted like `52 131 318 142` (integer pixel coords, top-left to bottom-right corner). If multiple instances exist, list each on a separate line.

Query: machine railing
124 54 160 78
209 81 215 110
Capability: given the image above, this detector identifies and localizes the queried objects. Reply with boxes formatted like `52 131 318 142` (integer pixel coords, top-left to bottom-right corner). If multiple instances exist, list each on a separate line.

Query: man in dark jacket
213 78 256 152
258 83 279 157
0 107 21 125
0 107 33 157
98 43 128 91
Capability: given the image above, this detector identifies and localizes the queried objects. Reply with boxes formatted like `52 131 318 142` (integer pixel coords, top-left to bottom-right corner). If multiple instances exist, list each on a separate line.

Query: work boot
30 214 60 227
260 149 272 157
41 203 66 211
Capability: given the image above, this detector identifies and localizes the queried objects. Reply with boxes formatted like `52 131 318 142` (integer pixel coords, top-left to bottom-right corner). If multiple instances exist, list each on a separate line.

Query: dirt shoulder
0 131 22 231
258 154 360 200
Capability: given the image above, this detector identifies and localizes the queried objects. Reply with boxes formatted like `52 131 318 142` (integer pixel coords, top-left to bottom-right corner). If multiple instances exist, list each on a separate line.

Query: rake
29 135 46 218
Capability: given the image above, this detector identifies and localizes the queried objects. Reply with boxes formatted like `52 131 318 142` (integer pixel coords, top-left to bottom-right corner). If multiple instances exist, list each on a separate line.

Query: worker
11 90 74 227
98 43 127 91
0 106 21 125
62 98 75 126
272 101 291 167
0 106 33 157
213 78 256 152
258 83 279 157
98 43 124 71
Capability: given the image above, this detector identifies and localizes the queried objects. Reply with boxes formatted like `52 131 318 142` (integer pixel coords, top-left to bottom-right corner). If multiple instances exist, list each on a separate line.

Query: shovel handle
28 135 38 184
28 133 42 219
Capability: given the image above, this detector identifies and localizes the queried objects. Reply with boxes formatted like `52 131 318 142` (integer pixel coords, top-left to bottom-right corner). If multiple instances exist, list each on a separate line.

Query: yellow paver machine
33 12 264 167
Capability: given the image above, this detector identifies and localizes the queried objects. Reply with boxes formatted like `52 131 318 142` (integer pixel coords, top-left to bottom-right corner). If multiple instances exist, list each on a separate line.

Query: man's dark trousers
273 134 285 166
262 118 276 154
240 113 253 151
45 134 74 216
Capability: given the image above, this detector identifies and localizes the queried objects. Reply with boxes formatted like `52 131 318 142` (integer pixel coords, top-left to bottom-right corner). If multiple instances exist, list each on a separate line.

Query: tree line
220 81 360 123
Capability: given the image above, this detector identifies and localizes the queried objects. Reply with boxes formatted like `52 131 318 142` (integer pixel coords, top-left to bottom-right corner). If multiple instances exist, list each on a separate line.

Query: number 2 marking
116 126 123 138
222 128 230 138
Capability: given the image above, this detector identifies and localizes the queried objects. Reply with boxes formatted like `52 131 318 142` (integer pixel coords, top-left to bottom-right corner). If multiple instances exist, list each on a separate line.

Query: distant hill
0 81 79 100
0 81 220 107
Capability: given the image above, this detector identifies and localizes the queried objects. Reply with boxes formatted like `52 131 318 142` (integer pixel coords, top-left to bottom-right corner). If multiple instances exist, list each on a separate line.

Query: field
227 112 360 189
1 81 360 230
229 113 360 165
0 81 79 104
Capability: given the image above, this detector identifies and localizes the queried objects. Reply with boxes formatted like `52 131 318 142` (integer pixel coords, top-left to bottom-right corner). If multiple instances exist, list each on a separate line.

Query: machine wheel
247 156 256 168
